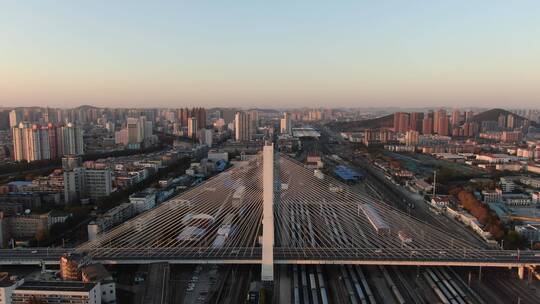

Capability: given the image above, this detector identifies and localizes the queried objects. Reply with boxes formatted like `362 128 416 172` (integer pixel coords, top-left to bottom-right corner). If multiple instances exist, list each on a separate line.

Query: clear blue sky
1 1 539 108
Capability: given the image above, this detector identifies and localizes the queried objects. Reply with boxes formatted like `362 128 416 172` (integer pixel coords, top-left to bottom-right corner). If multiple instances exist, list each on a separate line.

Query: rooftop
82 263 112 282
16 281 96 292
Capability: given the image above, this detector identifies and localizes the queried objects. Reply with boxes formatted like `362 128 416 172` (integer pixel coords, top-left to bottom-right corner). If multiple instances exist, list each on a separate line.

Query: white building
476 154 518 164
9 110 21 128
280 113 292 135
500 177 516 193
235 111 251 142
199 129 213 147
12 123 50 162
482 189 503 204
129 191 156 214
520 177 540 189
64 165 112 204
503 194 532 206
430 196 451 211
84 169 113 202
63 167 85 204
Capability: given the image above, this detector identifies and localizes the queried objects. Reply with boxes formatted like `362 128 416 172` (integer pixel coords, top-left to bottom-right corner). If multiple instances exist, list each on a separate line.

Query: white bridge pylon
261 144 275 281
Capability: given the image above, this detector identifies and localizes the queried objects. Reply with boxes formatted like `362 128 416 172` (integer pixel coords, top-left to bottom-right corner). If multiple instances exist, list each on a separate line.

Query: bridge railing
82 246 263 260
274 247 540 263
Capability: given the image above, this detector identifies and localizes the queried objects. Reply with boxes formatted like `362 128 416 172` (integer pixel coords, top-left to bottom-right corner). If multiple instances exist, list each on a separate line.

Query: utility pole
432 171 437 197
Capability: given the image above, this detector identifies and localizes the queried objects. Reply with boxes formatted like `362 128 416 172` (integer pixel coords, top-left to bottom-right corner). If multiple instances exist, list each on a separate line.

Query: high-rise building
434 109 448 135
393 112 409 133
221 109 236 124
451 109 462 126
59 122 84 156
507 114 516 129
437 115 450 136
498 114 507 129
422 116 433 135
405 130 420 146
409 112 423 132
144 120 153 139
114 129 129 146
127 117 141 144
9 110 22 128
199 129 213 147
179 108 189 127
12 123 25 161
12 123 52 162
249 110 259 139
47 123 59 158
188 117 198 139
465 110 474 122
235 111 251 142
191 107 207 129
280 113 292 135
462 122 478 137
379 129 394 143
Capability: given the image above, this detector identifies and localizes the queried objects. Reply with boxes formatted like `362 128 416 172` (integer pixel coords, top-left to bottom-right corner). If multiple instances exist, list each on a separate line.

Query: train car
232 185 246 208
398 230 413 244
359 204 390 235
314 169 325 180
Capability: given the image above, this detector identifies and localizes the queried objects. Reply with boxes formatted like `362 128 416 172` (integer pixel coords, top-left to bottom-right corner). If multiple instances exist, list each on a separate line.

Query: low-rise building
129 191 156 214
82 264 116 304
7 212 50 239
430 196 451 211
0 274 23 304
500 177 516 193
412 179 433 194
84 169 113 202
476 154 518 164
515 224 540 242
533 192 540 204
49 211 72 226
11 281 101 304
503 193 532 206
0 193 42 210
446 206 492 240
482 189 503 204
520 177 540 189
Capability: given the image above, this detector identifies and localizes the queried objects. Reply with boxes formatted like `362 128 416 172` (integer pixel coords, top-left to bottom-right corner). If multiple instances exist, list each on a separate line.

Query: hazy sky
1 1 540 108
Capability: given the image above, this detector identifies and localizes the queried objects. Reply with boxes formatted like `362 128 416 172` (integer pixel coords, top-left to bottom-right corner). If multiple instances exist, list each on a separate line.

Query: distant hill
327 114 394 131
327 108 537 132
471 108 525 123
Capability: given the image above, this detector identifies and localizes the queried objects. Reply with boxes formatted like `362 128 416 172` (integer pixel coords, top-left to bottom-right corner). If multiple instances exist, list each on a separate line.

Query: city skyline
2 1 540 108
3 2 540 302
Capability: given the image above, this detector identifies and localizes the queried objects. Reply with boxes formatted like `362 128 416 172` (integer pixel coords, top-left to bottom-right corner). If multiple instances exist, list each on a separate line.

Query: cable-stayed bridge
1 145 540 281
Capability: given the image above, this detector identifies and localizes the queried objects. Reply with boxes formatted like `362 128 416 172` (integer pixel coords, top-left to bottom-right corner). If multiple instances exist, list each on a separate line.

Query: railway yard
108 262 540 304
